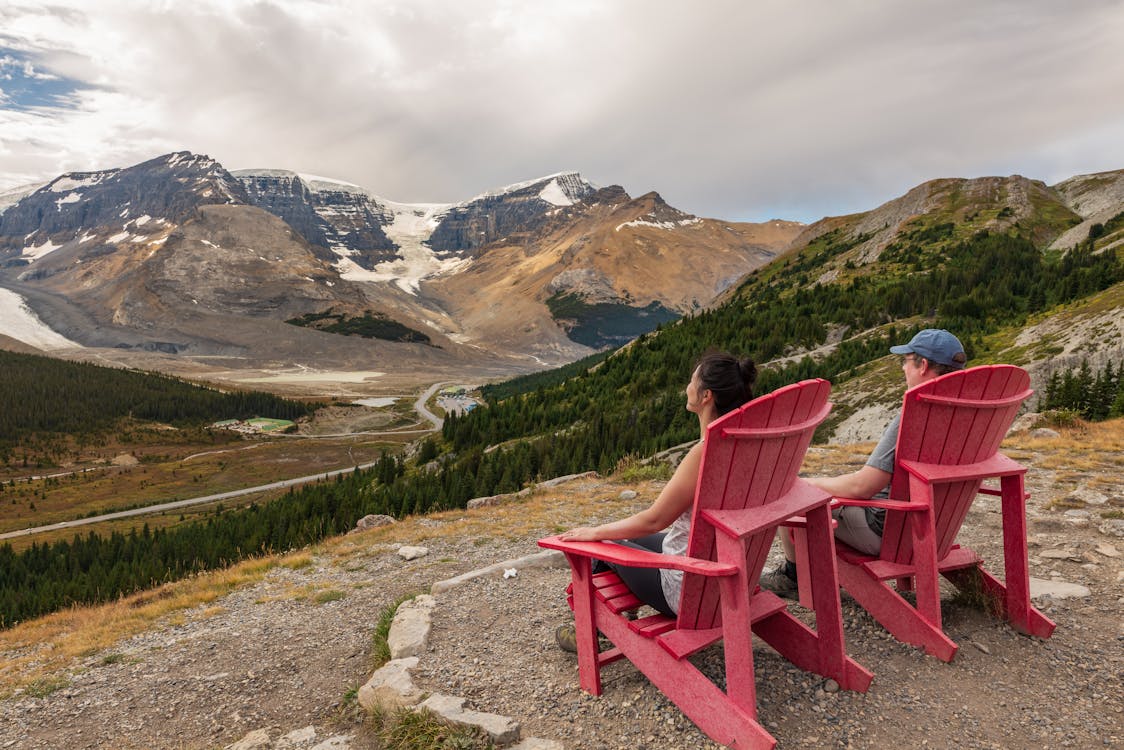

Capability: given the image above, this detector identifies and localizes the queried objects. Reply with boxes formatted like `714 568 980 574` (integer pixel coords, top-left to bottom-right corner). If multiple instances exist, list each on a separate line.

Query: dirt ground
0 426 1121 749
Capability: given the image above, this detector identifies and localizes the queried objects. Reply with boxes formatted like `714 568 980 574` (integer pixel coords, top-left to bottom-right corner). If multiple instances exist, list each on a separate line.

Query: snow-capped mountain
426 171 597 254
0 152 247 266
234 170 398 270
233 169 599 295
0 151 801 378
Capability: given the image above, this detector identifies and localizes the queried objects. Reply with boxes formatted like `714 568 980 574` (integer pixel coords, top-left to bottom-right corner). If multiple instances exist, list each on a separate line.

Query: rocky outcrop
427 172 597 255
0 152 247 263
1048 168 1124 250
234 170 398 269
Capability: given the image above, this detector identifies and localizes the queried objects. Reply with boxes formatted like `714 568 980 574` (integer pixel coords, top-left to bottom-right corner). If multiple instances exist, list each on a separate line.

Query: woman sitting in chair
554 351 756 650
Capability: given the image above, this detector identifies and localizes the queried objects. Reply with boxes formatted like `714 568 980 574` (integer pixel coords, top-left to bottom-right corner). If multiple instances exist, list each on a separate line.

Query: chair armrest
898 453 1025 483
831 496 930 511
538 536 738 577
701 480 832 538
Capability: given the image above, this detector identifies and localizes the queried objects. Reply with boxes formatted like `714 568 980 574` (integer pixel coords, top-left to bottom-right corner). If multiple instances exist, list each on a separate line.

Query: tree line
0 350 314 466
1039 359 1124 421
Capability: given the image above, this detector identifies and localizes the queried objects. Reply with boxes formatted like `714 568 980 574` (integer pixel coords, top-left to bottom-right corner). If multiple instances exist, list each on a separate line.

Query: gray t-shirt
863 413 901 534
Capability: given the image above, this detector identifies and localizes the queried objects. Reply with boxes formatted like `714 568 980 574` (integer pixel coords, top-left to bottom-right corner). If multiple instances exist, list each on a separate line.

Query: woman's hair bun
738 357 757 387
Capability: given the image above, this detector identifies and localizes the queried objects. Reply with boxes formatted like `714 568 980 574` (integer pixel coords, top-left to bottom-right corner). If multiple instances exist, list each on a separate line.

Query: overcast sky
2 1 1123 223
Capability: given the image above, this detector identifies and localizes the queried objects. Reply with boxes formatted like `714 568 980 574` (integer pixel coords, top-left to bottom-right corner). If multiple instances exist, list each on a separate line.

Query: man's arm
805 465 891 499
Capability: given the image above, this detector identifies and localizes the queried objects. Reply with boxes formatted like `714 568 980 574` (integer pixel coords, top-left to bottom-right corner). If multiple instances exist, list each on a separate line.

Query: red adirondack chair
795 364 1056 662
539 379 873 750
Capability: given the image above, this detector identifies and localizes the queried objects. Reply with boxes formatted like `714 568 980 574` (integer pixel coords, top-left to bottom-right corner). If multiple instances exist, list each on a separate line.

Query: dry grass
0 551 305 697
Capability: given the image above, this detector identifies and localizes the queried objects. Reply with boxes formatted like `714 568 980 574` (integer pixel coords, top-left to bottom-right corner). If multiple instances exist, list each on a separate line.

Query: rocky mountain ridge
0 153 798 379
784 170 1124 277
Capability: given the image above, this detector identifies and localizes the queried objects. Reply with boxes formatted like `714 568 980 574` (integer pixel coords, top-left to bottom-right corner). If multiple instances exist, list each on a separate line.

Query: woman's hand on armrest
556 527 600 542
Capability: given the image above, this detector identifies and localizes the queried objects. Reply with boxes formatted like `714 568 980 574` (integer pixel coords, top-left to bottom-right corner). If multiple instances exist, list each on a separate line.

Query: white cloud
0 0 1123 222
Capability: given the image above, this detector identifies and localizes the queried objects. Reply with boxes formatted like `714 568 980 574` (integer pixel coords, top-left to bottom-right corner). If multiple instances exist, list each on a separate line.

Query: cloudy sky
2 1 1123 223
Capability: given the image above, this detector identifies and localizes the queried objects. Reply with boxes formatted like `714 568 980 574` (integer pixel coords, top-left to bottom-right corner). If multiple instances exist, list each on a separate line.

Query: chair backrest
880 364 1032 563
677 378 832 630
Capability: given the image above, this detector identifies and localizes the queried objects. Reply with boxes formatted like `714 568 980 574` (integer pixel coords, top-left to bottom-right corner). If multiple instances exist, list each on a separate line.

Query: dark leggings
592 533 675 617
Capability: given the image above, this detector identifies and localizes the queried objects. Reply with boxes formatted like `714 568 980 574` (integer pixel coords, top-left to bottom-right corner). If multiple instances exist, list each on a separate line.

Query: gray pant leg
832 505 883 555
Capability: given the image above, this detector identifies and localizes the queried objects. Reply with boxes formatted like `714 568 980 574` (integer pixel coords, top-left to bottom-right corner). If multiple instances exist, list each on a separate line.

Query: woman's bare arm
557 442 704 542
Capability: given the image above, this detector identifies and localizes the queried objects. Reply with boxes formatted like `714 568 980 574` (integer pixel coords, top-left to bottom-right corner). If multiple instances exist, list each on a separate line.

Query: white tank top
659 509 691 614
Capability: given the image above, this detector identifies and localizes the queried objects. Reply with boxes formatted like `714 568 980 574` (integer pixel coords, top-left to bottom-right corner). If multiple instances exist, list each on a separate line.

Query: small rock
277 726 316 747
536 471 599 488
509 739 565 750
397 545 429 561
310 737 351 750
620 490 638 500
358 657 423 710
1095 543 1120 558
225 729 270 750
823 679 840 693
420 693 521 745
1063 510 1090 519
1029 577 1091 600
467 494 505 509
972 641 991 654
1069 487 1110 506
1099 519 1124 538
353 514 395 532
388 595 436 659
1030 428 1060 439
1041 549 1077 560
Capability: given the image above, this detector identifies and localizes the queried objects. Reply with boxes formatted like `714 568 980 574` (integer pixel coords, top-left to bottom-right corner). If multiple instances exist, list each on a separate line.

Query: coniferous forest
0 350 313 462
1 225 1122 627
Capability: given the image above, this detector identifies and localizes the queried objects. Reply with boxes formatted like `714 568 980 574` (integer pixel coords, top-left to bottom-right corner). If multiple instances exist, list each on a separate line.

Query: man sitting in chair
760 328 967 596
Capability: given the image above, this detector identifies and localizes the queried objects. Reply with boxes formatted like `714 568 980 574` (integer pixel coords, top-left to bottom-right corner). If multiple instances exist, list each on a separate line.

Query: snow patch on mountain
48 173 111 193
338 201 465 294
21 238 62 261
539 178 576 207
0 288 81 350
615 217 702 232
55 192 82 210
0 183 47 215
475 171 593 201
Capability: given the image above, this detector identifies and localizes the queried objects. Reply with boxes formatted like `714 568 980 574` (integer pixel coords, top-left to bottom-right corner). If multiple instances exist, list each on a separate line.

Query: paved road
0 462 384 541
0 380 469 541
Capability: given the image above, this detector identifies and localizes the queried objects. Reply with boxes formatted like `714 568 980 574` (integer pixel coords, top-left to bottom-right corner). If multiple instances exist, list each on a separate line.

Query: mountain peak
463 171 597 207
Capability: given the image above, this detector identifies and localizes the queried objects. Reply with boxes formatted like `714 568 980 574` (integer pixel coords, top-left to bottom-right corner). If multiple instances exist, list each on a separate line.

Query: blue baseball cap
889 329 966 369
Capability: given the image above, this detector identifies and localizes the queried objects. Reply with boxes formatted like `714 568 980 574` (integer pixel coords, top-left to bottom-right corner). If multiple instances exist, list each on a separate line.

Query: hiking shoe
759 564 799 599
554 623 578 653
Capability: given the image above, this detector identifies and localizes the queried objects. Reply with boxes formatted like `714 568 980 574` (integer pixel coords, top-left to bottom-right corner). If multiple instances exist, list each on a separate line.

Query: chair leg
837 560 958 662
908 477 943 633
716 534 759 715
565 554 603 695
804 505 845 677
998 474 1057 639
943 565 1056 640
754 507 873 691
